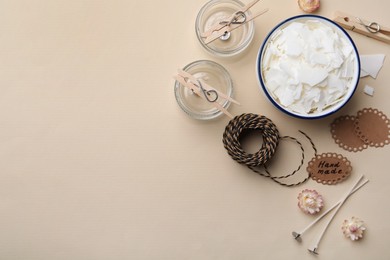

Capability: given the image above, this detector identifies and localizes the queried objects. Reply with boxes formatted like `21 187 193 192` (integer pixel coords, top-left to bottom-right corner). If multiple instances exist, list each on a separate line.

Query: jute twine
222 113 314 187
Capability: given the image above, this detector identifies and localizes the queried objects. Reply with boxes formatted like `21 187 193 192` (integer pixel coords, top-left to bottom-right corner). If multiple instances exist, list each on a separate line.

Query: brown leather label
307 153 352 185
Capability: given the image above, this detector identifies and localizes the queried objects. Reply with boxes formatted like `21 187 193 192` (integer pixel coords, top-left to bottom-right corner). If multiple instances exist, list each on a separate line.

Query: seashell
297 189 324 214
298 0 320 13
342 217 366 241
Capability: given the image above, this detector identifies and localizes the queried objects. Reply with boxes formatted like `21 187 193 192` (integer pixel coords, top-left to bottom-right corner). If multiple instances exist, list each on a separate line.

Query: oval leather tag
307 153 352 185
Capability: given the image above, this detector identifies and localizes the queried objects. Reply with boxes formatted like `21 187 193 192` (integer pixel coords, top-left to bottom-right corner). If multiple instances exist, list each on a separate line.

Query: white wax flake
265 68 288 89
360 54 386 79
340 38 353 58
262 19 356 114
298 65 328 86
279 60 297 78
309 52 329 66
363 85 375 96
285 37 304 57
328 52 344 69
275 86 295 107
339 56 355 78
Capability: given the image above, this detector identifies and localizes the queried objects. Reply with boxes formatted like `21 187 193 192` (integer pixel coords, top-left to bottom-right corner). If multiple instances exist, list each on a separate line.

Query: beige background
0 0 389 259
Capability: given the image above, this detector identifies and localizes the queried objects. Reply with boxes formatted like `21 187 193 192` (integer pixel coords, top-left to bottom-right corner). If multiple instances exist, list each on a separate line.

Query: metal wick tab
220 31 231 41
292 231 301 241
308 247 319 255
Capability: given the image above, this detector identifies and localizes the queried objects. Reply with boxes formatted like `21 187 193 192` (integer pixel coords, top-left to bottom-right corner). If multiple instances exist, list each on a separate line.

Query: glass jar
195 0 255 57
174 60 234 120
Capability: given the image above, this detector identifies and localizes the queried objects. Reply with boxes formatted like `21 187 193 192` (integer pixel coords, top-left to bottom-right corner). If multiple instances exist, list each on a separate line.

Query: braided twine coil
223 113 313 187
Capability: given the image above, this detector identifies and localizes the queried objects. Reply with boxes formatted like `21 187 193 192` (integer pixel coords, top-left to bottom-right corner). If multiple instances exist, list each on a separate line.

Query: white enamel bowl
256 15 360 119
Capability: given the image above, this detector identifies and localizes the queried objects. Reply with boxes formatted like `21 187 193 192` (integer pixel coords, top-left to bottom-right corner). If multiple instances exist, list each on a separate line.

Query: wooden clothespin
173 69 240 119
332 11 390 44
200 0 269 45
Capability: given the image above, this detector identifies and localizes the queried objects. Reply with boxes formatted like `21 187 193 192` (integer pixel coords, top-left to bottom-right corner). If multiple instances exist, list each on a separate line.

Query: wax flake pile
262 19 356 115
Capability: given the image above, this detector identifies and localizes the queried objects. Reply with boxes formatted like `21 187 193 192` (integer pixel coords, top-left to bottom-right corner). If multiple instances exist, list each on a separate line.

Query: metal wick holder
195 0 255 57
174 60 237 120
219 11 247 41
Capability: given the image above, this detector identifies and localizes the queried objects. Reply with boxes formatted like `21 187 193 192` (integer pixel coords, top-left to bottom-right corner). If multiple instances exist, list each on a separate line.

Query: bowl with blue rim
256 15 360 119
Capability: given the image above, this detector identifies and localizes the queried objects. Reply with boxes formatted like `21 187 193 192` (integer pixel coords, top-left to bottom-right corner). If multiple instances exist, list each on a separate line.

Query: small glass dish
195 0 254 57
174 60 234 120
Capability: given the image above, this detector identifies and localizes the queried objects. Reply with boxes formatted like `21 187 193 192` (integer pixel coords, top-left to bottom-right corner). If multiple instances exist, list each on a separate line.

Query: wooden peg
332 11 390 44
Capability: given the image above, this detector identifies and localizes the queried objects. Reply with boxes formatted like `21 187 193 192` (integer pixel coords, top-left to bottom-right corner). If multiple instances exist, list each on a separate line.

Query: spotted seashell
342 217 366 241
297 189 324 215
298 0 320 13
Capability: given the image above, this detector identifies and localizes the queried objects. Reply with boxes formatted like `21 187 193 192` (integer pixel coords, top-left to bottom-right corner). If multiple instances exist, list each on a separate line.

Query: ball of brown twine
222 113 313 187
222 113 280 167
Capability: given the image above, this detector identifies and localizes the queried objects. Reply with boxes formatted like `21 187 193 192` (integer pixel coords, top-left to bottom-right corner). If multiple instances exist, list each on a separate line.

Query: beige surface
0 0 389 259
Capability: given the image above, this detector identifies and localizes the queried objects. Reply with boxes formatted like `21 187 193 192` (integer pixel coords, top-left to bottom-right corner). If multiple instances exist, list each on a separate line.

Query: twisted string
223 113 280 167
222 113 314 187
299 130 318 156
